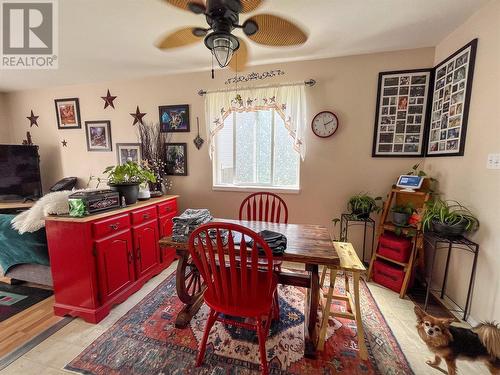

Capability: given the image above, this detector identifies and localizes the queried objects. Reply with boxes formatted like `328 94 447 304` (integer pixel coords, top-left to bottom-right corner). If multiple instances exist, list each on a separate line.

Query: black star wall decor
27 110 39 127
130 106 146 126
101 89 117 109
61 139 68 147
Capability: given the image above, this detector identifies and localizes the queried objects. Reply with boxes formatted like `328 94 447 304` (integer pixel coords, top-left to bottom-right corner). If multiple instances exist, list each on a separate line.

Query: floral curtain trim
204 84 307 160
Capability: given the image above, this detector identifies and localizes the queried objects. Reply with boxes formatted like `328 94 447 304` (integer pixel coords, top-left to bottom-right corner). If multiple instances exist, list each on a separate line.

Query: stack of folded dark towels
172 208 213 242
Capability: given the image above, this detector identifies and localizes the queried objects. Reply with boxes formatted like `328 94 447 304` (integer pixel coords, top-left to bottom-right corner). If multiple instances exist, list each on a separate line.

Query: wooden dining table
159 218 339 358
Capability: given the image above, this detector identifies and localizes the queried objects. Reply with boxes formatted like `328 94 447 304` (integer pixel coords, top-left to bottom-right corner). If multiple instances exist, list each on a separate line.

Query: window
213 109 300 190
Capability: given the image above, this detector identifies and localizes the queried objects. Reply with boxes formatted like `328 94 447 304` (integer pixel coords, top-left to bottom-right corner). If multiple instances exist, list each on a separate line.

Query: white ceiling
0 0 487 91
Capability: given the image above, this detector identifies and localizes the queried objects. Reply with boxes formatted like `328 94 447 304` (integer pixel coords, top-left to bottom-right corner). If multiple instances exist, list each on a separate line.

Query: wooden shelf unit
367 186 431 298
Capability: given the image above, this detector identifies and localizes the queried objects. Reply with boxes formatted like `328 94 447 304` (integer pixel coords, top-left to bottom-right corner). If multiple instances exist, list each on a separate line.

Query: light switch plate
486 153 500 169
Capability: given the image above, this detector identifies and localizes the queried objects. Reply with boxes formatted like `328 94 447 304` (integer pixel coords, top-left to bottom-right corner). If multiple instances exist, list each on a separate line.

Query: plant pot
108 183 140 205
392 212 410 226
351 209 371 219
138 186 151 201
431 219 468 238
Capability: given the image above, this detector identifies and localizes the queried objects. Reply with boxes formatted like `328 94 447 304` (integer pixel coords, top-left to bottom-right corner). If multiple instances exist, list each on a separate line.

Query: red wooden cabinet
95 230 135 303
45 196 178 323
133 221 160 278
158 205 176 266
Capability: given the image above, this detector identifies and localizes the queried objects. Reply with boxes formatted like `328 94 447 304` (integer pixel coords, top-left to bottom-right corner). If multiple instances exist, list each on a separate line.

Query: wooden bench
318 241 368 360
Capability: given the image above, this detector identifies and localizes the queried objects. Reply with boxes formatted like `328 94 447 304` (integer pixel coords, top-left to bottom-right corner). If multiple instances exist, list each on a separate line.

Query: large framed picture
116 143 142 165
426 39 477 156
85 121 112 152
372 69 433 157
159 104 190 133
54 98 82 129
165 143 187 176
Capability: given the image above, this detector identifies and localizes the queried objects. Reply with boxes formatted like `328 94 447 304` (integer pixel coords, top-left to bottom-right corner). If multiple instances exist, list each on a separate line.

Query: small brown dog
414 306 500 374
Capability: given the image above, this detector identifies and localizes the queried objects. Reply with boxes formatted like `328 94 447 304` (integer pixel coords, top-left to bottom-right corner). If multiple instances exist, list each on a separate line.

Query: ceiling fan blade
240 0 263 13
162 0 206 13
247 14 307 46
156 27 206 50
229 38 248 72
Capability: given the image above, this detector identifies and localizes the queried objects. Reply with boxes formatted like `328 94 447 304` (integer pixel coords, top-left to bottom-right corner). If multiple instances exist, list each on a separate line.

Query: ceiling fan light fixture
204 32 240 68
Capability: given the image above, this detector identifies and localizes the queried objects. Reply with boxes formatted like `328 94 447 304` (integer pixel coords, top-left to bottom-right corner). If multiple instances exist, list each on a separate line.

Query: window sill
212 185 301 195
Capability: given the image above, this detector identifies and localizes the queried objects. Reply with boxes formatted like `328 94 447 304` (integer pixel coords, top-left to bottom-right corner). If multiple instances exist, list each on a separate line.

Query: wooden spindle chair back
239 192 288 223
188 222 275 309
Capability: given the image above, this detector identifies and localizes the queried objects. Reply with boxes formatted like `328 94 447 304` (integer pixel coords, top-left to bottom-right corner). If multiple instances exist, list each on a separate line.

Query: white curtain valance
204 84 307 160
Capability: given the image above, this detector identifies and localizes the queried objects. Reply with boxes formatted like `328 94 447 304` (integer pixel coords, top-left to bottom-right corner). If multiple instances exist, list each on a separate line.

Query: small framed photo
116 143 141 165
159 104 190 132
166 143 187 176
54 98 81 129
85 121 112 152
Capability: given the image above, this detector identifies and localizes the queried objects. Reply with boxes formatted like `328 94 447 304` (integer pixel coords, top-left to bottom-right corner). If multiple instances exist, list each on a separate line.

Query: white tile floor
0 262 489 375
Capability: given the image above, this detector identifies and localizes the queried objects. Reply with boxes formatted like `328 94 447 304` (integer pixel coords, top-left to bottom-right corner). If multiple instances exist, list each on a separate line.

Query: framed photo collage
372 39 477 157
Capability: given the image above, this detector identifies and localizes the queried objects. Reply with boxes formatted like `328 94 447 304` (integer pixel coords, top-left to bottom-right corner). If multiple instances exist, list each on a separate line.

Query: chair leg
196 308 218 367
320 266 328 288
318 267 337 351
353 272 368 361
256 317 269 375
273 289 280 321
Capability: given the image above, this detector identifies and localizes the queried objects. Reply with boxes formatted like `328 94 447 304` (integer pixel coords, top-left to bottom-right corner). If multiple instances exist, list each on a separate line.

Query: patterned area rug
66 272 412 374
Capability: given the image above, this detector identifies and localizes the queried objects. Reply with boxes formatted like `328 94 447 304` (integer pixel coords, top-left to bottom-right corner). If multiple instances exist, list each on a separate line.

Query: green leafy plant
103 162 156 185
391 202 415 215
407 162 429 178
421 198 479 233
406 162 438 192
348 193 383 218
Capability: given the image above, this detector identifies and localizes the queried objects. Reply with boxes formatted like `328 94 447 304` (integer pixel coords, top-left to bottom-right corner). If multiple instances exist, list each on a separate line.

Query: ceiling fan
156 0 308 72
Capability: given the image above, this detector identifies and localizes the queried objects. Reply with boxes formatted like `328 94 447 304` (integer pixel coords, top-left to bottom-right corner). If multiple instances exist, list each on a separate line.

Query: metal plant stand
423 232 479 321
340 213 376 264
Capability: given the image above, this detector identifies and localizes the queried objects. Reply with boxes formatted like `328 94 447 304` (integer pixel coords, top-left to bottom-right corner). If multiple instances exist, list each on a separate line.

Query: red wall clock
311 111 339 138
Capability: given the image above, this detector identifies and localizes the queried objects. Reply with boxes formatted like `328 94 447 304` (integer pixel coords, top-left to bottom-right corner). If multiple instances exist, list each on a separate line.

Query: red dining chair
239 192 288 224
239 192 287 281
188 222 279 375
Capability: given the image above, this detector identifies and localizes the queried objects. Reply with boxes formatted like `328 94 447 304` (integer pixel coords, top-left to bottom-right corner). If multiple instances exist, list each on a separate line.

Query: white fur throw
11 189 95 234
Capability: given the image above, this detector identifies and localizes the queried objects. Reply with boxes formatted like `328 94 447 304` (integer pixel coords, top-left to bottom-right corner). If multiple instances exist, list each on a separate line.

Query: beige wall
425 0 500 322
5 47 434 229
0 93 11 143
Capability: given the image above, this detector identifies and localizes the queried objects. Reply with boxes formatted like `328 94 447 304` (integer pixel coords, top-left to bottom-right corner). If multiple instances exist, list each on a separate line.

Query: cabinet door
133 221 160 278
95 231 135 303
159 213 176 265
158 213 174 238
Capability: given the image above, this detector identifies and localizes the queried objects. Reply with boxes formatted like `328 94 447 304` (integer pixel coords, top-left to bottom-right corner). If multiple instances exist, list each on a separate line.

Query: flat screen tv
0 145 42 201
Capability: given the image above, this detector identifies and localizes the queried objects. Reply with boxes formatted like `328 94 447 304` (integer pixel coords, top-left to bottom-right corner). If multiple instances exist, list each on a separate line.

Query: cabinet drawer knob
109 223 119 230
143 213 150 219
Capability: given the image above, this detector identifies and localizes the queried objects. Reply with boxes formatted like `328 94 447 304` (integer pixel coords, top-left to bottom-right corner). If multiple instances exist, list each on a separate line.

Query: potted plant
391 203 415 226
103 162 156 205
137 122 172 196
405 162 438 192
348 194 383 219
422 198 479 237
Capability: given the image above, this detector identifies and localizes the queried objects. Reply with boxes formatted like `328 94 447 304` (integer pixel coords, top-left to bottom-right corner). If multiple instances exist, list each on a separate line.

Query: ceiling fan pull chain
211 54 215 79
